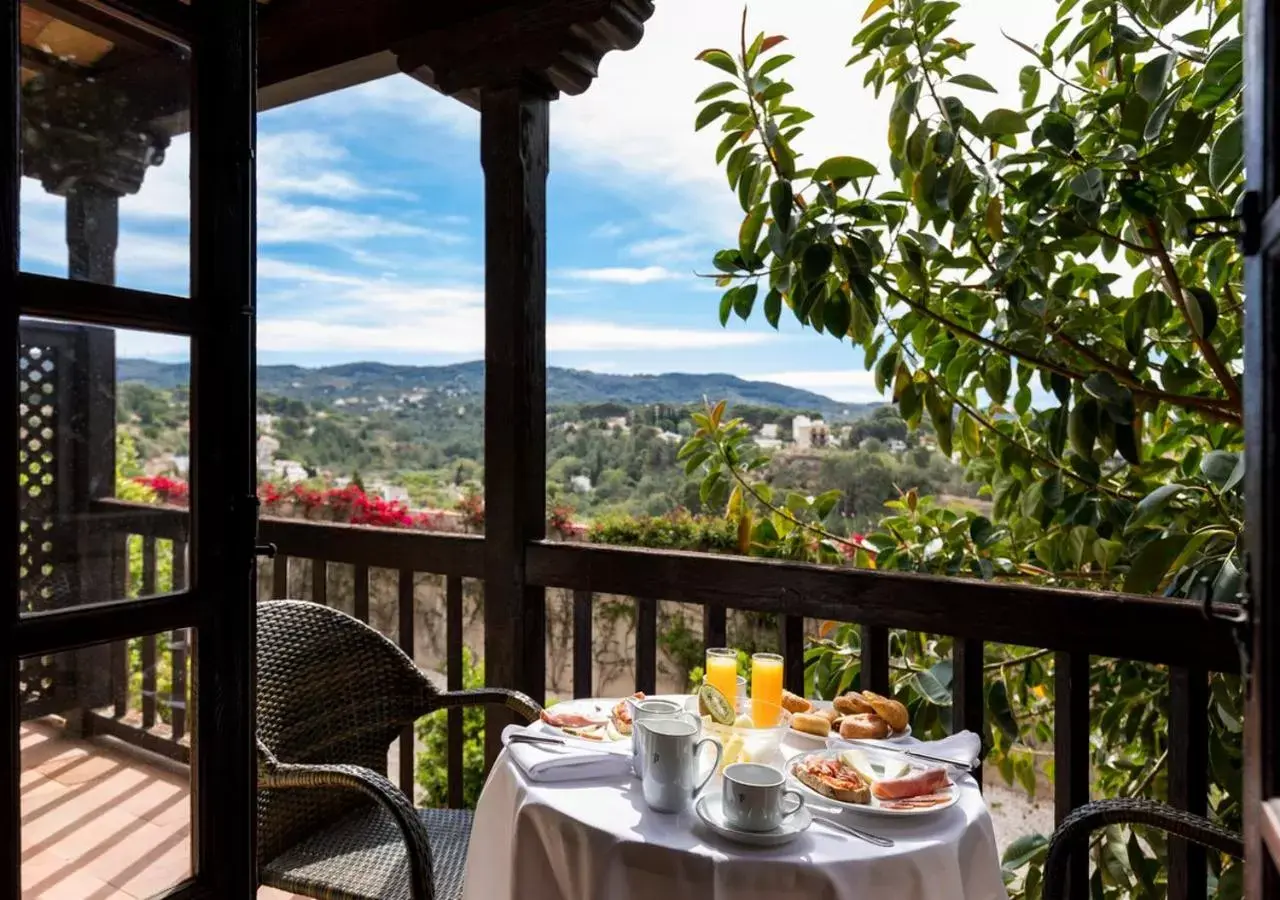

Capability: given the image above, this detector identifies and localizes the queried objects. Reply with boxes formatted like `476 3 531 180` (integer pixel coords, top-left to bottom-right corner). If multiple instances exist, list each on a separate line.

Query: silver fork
810 815 895 847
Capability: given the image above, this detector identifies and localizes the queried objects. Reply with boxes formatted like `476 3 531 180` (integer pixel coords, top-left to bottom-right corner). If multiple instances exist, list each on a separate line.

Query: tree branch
1141 219 1243 408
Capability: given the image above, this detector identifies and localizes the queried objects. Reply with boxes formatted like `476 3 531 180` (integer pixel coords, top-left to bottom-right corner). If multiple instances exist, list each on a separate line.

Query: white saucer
694 793 812 847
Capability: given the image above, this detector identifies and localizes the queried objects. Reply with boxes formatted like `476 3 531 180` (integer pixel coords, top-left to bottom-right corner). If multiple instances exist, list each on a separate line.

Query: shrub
415 647 487 809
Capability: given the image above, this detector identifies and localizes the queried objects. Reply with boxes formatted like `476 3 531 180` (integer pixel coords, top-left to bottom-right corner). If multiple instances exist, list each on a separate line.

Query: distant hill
115 359 875 420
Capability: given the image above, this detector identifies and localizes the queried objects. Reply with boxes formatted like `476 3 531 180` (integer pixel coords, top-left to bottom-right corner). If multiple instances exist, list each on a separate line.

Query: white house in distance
792 415 830 450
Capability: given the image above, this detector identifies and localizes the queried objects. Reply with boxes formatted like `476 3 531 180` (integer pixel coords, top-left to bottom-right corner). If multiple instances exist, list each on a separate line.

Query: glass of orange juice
751 652 784 726
704 648 739 702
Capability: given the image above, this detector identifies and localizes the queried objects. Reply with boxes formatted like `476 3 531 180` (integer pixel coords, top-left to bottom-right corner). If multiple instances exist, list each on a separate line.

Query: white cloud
259 132 414 200
559 265 681 285
626 233 707 261
590 222 626 240
752 369 883 403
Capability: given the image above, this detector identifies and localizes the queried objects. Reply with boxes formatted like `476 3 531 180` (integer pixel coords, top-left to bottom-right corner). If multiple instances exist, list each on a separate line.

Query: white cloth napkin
500 725 633 783
825 729 983 767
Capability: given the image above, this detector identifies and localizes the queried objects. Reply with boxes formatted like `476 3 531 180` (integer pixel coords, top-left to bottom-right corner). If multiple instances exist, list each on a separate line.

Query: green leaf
763 289 782 329
947 73 997 93
862 0 892 20
1070 168 1104 202
1201 450 1240 486
1192 36 1243 110
1119 179 1160 217
960 411 981 457
1224 452 1246 493
696 82 738 102
1210 115 1244 191
1186 287 1219 339
983 357 1011 404
739 203 766 261
802 243 834 281
824 294 852 337
1136 52 1175 103
1151 0 1195 25
758 54 795 78
981 108 1028 136
1068 398 1098 459
695 49 739 77
1002 834 1049 871
1114 419 1142 465
913 660 954 705
1127 483 1188 532
813 155 879 182
733 283 758 321
770 180 793 233
1041 113 1076 152
1144 88 1182 142
718 291 734 327
1124 534 1191 594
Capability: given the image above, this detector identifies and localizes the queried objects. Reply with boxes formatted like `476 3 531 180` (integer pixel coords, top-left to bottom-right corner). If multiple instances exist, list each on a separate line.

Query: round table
462 708 1008 900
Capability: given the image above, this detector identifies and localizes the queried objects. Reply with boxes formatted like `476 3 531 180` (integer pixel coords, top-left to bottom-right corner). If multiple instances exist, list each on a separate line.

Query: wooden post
1054 651 1091 900
1168 666 1208 900
481 80 551 766
66 184 119 284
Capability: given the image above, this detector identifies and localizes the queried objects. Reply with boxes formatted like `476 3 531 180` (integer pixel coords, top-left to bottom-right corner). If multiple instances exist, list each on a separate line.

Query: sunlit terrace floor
20 719 304 900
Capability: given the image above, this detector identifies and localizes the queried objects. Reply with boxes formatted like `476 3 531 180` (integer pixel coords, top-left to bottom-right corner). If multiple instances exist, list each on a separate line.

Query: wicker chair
1045 799 1244 899
256 599 541 900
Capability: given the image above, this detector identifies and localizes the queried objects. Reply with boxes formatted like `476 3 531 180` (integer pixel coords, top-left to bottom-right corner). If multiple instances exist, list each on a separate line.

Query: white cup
722 762 805 832
637 717 721 813
630 698 699 779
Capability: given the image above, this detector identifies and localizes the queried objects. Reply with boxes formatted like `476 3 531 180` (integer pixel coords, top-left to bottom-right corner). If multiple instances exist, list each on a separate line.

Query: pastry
839 713 890 740
790 712 831 737
781 689 812 714
833 692 876 716
816 707 841 725
861 691 910 733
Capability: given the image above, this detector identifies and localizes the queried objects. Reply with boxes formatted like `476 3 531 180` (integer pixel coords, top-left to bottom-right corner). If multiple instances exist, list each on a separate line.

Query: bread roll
816 707 841 725
790 712 831 738
861 691 910 733
839 713 890 740
781 689 812 714
833 692 875 716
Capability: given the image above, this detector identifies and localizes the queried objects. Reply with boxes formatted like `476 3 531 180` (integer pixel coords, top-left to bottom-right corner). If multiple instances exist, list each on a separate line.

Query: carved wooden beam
394 0 653 100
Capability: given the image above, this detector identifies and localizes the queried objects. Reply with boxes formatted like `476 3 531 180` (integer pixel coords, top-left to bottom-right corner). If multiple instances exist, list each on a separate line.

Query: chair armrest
433 688 542 722
258 743 434 899
1044 799 1243 900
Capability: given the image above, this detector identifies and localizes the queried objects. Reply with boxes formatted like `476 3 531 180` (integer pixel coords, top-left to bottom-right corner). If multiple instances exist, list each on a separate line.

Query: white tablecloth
463 719 1008 900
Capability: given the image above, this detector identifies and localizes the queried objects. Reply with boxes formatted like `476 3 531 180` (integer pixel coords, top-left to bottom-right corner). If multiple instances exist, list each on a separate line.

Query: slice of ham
540 708 607 729
871 767 951 801
879 793 953 810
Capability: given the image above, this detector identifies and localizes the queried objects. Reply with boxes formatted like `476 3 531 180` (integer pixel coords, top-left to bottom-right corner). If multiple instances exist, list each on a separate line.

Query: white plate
538 697 629 743
787 700 911 744
695 793 812 847
787 748 959 818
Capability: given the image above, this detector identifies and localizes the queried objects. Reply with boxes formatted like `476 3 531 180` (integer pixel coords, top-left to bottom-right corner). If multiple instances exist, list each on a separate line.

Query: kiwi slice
698 682 736 726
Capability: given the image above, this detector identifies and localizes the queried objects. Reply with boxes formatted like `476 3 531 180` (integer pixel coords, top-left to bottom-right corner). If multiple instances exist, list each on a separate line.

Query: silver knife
811 815 895 847
840 739 976 770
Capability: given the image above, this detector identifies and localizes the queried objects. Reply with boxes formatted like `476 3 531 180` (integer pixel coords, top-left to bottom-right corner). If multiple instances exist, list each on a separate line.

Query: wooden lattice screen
17 320 114 719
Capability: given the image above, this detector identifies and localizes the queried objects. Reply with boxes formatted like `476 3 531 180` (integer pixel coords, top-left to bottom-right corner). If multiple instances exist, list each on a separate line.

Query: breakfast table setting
462 649 1008 900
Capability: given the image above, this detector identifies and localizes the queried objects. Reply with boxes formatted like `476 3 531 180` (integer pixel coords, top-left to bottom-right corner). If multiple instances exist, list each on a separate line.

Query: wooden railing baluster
572 589 592 699
140 536 158 727
354 563 370 622
447 575 464 809
952 638 984 784
861 624 890 696
1054 651 1091 900
635 597 657 695
311 558 327 606
171 539 188 742
398 569 416 798
780 615 805 695
702 605 727 653
1168 666 1209 900
110 533 128 717
272 554 288 598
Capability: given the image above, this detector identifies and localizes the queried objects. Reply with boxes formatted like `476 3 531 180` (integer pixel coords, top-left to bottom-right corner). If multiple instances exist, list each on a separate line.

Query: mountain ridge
116 358 874 419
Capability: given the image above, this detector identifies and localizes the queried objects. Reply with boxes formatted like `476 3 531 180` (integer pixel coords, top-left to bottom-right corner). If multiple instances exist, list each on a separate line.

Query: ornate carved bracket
394 0 653 101
21 71 170 197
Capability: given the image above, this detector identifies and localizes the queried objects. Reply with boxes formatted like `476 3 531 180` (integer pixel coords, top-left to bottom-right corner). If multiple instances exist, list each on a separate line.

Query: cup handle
781 789 805 817
692 738 722 796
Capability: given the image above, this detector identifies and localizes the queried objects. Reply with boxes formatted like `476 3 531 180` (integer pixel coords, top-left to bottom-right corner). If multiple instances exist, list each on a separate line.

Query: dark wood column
481 80 551 764
65 184 119 284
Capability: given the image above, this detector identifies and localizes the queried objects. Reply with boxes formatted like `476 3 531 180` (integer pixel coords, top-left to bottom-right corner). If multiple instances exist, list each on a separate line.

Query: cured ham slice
871 767 951 801
540 708 606 729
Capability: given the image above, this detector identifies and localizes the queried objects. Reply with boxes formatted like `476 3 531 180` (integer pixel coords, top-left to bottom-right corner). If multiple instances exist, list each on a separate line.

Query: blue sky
18 0 1054 402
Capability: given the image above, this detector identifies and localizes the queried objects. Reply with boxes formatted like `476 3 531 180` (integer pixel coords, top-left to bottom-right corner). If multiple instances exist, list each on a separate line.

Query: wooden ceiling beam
393 0 653 101
22 0 186 55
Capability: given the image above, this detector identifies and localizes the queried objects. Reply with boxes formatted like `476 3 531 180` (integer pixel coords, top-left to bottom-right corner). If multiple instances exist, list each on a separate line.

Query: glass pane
21 631 194 897
18 2 189 295
19 317 190 614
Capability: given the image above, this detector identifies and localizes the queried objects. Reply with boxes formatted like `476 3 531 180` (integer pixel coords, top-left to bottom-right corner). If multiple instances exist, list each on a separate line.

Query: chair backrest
256 599 435 861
